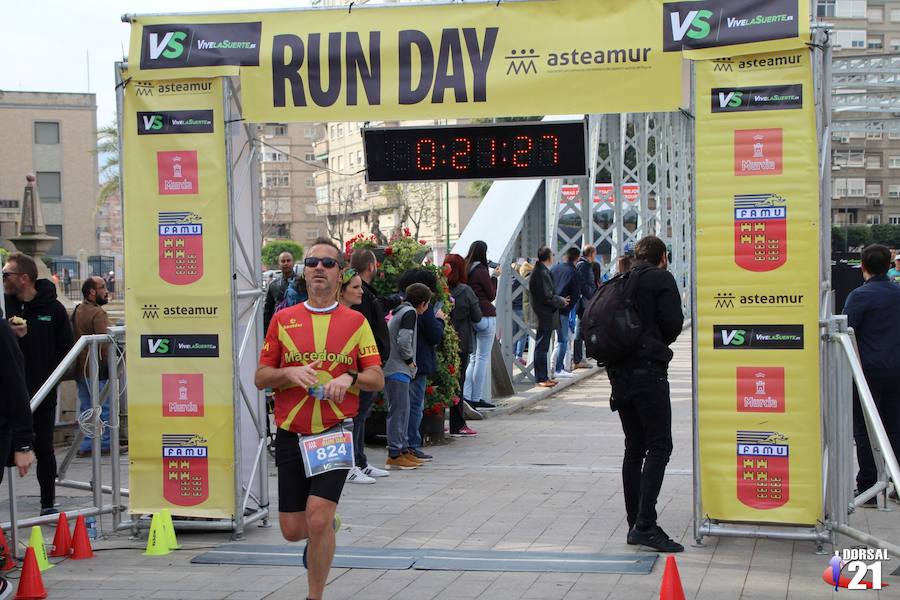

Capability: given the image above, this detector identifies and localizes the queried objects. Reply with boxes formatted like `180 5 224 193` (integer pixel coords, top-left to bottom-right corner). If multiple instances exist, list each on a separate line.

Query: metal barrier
3 327 126 557
823 315 900 556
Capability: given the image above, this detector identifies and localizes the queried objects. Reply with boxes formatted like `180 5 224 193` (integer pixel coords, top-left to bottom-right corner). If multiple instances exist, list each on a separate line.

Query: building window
306 175 315 187
34 122 59 144
336 124 344 137
357 150 363 165
833 177 848 198
891 39 900 51
817 0 835 17
305 126 317 139
889 185 900 198
306 230 320 240
866 182 881 198
889 131 900 140
866 155 882 169
891 9 900 22
867 36 883 50
36 171 61 203
264 124 286 136
889 156 900 168
847 178 865 197
349 152 355 166
867 6 884 22
866 214 881 225
265 172 290 188
45 224 63 256
866 130 882 141
304 153 315 162
890 215 900 225
847 150 865 167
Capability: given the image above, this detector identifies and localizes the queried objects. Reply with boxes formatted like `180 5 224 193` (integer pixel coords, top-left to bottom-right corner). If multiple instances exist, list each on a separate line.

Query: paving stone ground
2 335 897 599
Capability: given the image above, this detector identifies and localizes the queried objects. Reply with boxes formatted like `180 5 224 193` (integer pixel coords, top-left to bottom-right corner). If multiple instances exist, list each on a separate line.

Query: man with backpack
584 235 684 552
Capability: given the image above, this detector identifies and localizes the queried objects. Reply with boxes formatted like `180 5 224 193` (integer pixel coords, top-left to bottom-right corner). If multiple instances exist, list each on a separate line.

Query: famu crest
158 212 203 285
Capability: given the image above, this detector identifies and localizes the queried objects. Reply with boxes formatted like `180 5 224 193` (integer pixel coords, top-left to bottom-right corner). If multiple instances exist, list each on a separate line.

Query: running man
255 237 384 600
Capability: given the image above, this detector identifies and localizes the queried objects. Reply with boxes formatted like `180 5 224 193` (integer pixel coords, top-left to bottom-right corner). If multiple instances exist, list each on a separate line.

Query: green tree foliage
262 240 304 268
832 225 873 252
871 224 900 247
95 123 119 209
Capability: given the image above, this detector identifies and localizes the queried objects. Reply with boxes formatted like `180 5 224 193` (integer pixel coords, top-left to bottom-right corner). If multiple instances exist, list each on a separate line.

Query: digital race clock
363 120 588 183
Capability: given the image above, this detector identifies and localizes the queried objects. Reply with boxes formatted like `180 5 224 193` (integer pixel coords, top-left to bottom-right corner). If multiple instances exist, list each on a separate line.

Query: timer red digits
511 135 533 168
451 137 472 171
416 138 436 171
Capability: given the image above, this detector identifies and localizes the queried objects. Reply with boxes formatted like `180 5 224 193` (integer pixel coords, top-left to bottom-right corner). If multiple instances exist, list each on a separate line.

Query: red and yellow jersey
259 302 380 434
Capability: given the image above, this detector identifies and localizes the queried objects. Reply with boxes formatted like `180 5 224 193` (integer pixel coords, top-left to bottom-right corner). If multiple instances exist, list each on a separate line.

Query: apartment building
313 121 480 252
0 91 98 257
820 0 900 225
258 122 330 250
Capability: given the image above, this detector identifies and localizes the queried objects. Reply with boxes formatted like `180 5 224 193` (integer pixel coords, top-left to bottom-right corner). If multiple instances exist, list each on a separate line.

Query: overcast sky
0 1 316 126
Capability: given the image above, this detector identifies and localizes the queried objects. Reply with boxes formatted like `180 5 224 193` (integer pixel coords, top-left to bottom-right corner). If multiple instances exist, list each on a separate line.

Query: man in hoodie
383 283 433 470
3 253 73 515
0 317 35 484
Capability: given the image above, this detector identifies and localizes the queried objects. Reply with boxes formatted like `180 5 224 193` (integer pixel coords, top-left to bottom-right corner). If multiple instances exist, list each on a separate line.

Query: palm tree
95 123 119 209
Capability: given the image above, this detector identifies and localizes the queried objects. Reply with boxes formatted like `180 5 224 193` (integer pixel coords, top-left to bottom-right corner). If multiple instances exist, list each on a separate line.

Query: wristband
16 445 31 453
347 371 358 386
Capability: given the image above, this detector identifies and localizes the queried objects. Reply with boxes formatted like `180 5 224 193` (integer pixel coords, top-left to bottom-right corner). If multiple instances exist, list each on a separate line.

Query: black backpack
582 267 646 366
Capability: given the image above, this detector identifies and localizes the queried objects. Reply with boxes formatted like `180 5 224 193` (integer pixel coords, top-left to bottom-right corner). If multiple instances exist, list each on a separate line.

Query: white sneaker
346 466 376 484
362 465 390 478
554 370 574 379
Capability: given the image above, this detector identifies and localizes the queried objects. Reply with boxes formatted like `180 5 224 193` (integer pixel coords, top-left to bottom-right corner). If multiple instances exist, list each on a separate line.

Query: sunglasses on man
304 257 340 269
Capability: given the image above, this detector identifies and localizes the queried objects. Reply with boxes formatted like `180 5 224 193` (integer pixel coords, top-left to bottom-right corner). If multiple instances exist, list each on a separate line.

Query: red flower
419 240 426 245
425 385 435 395
448 364 456 375
385 247 393 256
452 396 460 405
404 228 411 237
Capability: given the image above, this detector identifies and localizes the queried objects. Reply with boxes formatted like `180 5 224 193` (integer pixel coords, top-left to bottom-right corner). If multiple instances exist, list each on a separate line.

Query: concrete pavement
2 334 897 599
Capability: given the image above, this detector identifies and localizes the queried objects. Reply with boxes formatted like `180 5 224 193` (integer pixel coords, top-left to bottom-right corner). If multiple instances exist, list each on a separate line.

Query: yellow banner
123 76 235 518
695 49 821 524
130 0 694 119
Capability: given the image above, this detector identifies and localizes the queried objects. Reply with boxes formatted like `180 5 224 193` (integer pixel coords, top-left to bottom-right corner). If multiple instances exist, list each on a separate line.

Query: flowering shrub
351 229 461 418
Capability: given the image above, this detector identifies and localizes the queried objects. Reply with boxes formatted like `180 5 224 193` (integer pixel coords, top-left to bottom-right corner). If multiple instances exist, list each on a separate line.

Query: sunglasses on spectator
2 271 20 280
304 257 340 269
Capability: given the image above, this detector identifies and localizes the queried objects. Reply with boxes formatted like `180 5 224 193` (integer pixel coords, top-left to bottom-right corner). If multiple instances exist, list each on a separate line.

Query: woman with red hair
443 254 482 436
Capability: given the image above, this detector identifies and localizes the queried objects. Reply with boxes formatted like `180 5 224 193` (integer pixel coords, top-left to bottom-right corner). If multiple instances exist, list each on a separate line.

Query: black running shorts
275 428 347 512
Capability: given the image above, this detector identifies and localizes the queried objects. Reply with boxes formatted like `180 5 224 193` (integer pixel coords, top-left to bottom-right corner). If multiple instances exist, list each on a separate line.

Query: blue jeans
385 377 410 457
407 374 428 450
513 308 527 357
77 379 110 451
573 314 585 365
554 313 571 373
353 390 376 468
463 316 496 404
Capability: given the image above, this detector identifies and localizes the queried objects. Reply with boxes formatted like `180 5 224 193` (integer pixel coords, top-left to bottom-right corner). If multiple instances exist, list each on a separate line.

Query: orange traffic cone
69 515 94 559
659 555 686 600
49 512 71 557
14 547 47 600
0 527 15 571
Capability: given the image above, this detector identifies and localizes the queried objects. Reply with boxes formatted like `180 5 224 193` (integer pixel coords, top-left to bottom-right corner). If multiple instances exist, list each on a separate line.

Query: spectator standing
842 244 900 502
444 254 481 436
529 247 568 388
572 245 598 369
887 252 900 284
606 236 684 552
407 296 445 463
0 317 35 484
550 247 581 378
463 241 498 409
3 253 74 515
345 249 393 485
263 251 296 333
73 276 114 457
106 271 116 298
383 283 433 470
511 261 530 366
62 268 71 295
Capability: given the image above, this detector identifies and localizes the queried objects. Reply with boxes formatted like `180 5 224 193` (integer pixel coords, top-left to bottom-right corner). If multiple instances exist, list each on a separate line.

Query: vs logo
719 91 744 109
141 114 164 131
720 329 745 347
148 31 187 60
669 9 714 42
146 337 171 355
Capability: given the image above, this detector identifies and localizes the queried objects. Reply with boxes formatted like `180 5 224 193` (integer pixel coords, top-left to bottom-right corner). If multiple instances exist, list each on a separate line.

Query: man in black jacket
346 248 394 483
263 251 296 333
0 317 35 484
607 236 684 552
529 247 569 388
550 247 580 378
572 245 598 369
3 253 73 515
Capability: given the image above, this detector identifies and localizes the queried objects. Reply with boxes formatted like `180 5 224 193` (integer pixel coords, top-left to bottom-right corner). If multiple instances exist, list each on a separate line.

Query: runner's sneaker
450 426 478 437
385 454 419 470
553 369 574 379
628 525 683 553
302 513 342 568
345 466 375 484
410 448 433 462
362 465 390 478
